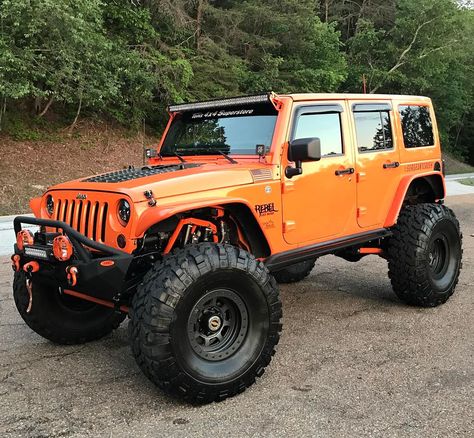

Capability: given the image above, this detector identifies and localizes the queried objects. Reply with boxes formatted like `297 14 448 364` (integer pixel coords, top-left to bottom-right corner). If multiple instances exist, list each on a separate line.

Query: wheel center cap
208 315 222 331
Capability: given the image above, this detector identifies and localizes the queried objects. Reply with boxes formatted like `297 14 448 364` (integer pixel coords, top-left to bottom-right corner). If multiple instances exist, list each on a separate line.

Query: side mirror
286 137 321 178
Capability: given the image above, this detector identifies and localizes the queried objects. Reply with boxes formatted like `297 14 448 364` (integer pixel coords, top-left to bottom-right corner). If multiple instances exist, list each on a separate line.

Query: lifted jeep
12 92 462 403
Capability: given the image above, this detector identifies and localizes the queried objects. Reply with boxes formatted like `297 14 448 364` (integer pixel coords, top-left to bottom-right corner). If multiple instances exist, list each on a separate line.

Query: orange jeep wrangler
12 92 462 403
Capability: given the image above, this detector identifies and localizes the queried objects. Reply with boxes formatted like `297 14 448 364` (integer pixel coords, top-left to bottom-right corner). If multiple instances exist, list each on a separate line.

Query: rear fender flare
384 172 445 227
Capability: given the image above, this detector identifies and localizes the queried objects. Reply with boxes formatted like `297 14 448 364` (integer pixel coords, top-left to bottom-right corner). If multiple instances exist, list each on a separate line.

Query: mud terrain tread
387 203 462 307
129 243 282 404
273 258 316 284
13 271 125 345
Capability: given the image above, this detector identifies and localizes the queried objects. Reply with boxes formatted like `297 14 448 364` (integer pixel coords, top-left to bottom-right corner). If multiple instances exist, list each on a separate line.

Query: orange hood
47 161 273 202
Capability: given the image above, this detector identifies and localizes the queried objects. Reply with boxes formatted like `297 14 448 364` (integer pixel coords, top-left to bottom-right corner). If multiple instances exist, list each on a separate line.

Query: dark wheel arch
404 175 444 204
141 203 271 259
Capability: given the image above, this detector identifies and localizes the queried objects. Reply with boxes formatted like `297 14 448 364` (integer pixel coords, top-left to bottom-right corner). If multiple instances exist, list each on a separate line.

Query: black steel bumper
12 216 133 302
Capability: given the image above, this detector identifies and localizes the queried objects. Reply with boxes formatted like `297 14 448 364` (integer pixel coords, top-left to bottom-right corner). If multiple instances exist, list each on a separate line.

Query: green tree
341 0 473 157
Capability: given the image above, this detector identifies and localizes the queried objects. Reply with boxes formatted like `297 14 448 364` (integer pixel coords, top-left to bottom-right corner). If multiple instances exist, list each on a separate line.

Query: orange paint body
29 93 444 259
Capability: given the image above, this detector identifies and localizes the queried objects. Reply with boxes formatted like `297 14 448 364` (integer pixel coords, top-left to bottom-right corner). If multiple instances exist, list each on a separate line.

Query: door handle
383 161 400 169
335 167 355 176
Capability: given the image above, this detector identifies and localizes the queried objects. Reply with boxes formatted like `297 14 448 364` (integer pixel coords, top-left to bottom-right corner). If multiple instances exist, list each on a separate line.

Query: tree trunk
0 96 6 131
38 97 54 117
67 95 82 133
196 0 205 51
34 96 42 114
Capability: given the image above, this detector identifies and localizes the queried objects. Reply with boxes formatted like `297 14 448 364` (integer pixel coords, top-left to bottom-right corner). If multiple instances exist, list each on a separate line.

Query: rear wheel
387 203 462 307
129 243 282 404
13 271 125 344
273 257 316 284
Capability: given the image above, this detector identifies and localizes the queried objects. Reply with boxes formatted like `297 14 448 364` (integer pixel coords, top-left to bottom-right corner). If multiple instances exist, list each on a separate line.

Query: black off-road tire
387 203 462 307
273 257 316 284
129 243 282 404
13 271 125 344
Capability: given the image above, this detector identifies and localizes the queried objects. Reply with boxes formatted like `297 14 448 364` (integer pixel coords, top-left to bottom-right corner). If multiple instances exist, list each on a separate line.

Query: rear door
350 101 402 228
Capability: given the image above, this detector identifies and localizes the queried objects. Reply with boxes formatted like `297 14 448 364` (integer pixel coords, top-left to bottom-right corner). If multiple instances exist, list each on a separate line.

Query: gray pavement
445 180 474 196
0 195 473 437
445 172 474 180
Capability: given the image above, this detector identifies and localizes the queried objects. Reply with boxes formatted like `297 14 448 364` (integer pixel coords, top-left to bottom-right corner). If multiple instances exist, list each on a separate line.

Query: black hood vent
83 163 202 183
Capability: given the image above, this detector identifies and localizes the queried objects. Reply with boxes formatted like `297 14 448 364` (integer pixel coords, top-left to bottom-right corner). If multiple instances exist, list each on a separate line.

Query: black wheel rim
187 289 248 361
426 220 461 291
428 235 449 279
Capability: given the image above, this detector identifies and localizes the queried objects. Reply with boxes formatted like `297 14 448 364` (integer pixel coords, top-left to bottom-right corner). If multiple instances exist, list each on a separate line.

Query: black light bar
168 93 272 113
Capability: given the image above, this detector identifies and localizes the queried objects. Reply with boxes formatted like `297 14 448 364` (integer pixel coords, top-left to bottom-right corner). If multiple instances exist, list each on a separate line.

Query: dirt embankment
0 121 158 215
443 154 474 175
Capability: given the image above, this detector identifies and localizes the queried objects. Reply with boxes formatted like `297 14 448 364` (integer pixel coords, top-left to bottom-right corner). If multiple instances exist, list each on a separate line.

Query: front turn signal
53 235 73 261
16 230 34 251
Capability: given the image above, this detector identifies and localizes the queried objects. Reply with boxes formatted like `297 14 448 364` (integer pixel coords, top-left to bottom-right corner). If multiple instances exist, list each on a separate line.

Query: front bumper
12 216 133 302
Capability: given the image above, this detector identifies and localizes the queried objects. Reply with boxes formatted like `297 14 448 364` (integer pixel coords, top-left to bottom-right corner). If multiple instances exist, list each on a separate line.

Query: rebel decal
255 203 278 217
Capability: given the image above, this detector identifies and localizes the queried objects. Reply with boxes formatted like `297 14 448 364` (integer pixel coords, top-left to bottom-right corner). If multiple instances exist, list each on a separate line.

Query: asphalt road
0 196 472 438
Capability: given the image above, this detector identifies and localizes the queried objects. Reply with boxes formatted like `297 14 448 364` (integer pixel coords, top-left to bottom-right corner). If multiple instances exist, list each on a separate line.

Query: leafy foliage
0 0 472 161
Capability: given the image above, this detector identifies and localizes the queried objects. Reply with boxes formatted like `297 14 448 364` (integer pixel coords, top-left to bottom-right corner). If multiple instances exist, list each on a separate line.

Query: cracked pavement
0 195 473 437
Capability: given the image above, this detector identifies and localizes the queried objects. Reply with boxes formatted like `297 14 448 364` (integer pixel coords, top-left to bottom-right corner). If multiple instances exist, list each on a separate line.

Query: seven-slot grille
54 198 109 243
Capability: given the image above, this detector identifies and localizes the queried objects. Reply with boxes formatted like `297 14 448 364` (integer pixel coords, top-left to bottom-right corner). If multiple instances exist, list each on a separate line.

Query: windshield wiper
173 152 186 163
216 150 237 164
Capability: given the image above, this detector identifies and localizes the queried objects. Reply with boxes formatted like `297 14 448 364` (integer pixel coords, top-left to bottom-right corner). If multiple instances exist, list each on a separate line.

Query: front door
350 101 402 228
282 102 357 245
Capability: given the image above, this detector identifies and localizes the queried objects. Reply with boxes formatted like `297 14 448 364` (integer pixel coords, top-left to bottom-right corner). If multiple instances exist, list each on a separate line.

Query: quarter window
398 105 434 148
354 111 393 152
294 112 343 156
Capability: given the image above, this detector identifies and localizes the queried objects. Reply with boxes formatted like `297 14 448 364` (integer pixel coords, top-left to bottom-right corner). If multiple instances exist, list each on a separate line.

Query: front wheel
387 203 462 307
129 243 282 404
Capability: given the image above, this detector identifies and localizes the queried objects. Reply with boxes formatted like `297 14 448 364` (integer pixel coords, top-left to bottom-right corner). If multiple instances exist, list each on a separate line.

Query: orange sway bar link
63 289 129 314
163 218 218 254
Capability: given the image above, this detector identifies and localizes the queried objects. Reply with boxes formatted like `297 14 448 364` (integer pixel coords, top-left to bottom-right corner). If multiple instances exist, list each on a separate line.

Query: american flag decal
250 168 273 182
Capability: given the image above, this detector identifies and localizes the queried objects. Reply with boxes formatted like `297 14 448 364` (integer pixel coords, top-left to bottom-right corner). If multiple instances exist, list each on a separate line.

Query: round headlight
118 199 131 225
46 194 54 217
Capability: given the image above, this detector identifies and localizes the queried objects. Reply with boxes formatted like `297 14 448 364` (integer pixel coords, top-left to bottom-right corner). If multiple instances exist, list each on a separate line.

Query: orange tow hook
23 261 40 274
66 266 78 287
11 255 20 272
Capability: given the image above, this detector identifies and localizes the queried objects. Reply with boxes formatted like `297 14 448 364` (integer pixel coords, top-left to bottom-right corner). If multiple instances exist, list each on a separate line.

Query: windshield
160 103 278 156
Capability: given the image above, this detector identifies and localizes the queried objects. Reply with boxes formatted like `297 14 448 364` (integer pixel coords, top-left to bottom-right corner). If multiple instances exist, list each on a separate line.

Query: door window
354 111 393 152
293 112 343 157
398 105 434 148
